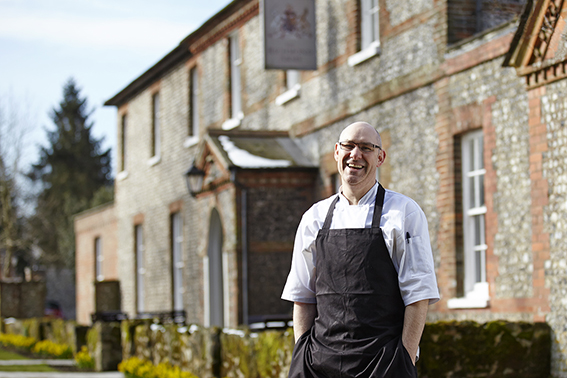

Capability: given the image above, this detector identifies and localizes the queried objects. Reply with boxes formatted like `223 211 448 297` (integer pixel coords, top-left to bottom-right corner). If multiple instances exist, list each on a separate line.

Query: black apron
288 185 417 378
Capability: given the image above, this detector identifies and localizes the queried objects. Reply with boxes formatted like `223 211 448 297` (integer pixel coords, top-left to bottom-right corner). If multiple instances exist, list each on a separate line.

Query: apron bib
288 185 417 378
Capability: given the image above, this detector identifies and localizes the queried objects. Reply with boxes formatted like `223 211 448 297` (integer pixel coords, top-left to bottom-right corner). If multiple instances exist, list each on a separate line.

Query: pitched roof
203 129 317 170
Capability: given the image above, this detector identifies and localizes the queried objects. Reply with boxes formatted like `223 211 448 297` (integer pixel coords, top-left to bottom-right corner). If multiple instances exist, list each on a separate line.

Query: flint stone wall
0 317 552 377
540 78 567 377
121 319 550 378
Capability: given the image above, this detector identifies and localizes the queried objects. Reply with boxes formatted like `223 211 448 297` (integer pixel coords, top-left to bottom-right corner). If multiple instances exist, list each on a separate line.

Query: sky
0 0 231 174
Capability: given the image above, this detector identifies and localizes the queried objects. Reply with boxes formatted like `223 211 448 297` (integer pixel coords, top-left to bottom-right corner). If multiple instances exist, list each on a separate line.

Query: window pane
475 250 482 283
172 213 183 311
370 0 379 42
135 225 145 313
469 176 475 208
479 214 486 245
230 34 242 118
121 115 127 171
479 174 485 207
95 237 102 281
469 138 475 172
152 93 160 157
191 68 199 137
361 0 372 48
474 215 482 246
286 70 300 90
477 136 484 170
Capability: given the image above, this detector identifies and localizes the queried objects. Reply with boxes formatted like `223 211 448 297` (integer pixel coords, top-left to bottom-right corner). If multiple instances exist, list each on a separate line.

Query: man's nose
350 145 363 158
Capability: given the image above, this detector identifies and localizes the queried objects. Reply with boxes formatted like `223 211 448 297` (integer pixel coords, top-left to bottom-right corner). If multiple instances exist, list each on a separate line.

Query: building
75 202 118 325
75 0 567 375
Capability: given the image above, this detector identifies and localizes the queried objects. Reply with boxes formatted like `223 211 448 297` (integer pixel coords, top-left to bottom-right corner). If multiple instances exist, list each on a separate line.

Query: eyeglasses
338 141 382 153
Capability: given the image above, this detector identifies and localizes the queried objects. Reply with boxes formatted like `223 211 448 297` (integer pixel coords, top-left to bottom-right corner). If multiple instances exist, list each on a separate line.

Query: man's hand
293 302 317 343
402 299 429 365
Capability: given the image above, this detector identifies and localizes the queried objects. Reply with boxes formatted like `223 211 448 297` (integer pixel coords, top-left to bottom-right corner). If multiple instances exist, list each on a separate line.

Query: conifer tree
29 78 112 268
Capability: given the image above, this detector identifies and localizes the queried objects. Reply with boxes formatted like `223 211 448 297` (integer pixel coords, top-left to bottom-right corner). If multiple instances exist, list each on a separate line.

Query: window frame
135 224 145 314
275 70 301 106
190 67 199 136
120 114 127 172
185 67 200 148
361 0 380 50
94 237 104 282
150 92 161 161
222 32 244 130
171 212 184 311
348 0 381 67
448 129 489 309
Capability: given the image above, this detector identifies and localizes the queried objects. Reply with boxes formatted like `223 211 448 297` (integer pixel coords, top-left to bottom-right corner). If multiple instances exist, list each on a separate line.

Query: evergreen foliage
28 78 113 268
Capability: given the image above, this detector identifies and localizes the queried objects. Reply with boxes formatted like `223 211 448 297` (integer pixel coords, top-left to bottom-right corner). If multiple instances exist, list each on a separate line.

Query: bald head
334 121 385 204
339 122 382 147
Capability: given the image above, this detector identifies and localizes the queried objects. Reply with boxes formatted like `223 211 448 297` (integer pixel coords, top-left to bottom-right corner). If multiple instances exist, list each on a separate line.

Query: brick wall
75 203 117 325
114 61 198 318
243 172 317 319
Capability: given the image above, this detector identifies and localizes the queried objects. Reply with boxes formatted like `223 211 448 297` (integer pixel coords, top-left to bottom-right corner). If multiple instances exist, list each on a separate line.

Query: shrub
118 357 199 378
0 333 36 350
31 340 73 359
74 346 95 369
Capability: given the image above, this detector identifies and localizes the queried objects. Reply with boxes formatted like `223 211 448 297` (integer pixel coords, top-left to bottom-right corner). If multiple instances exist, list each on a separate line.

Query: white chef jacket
281 182 440 307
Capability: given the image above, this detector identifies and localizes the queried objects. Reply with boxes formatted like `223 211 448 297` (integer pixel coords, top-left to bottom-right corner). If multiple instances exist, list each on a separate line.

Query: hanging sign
263 0 318 70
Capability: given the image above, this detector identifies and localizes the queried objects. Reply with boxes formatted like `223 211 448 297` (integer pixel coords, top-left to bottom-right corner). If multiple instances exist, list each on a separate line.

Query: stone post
90 321 122 372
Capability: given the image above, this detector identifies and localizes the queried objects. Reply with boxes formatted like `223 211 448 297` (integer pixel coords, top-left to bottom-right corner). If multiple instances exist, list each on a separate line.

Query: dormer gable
504 0 567 88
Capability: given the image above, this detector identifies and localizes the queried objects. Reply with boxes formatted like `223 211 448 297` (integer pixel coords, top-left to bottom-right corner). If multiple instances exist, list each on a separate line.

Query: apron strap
372 184 385 229
322 195 340 230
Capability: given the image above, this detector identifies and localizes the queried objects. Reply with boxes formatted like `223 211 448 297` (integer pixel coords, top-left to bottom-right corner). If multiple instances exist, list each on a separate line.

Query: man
281 122 439 378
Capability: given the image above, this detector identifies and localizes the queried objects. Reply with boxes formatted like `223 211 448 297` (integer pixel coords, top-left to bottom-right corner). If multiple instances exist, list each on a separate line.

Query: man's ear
377 150 386 167
334 143 340 162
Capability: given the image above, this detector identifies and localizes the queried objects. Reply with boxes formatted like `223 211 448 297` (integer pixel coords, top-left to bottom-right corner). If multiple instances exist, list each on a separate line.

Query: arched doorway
207 208 224 327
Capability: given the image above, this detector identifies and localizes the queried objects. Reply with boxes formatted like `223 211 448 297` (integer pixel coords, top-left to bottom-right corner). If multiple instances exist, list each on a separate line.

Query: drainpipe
231 168 249 325
241 188 249 325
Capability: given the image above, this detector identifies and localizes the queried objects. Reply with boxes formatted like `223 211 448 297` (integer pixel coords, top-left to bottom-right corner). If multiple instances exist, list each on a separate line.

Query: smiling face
334 122 385 198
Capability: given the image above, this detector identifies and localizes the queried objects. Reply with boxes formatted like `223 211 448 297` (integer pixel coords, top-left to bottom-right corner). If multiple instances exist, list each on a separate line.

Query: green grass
0 348 27 360
0 365 58 372
0 347 57 372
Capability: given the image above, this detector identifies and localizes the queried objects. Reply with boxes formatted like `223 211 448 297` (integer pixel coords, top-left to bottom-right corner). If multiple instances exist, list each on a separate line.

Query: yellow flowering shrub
118 357 199 378
31 340 73 359
74 346 95 369
0 333 36 350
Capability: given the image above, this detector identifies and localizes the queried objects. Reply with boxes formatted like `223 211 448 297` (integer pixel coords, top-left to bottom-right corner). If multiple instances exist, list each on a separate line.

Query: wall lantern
184 161 205 197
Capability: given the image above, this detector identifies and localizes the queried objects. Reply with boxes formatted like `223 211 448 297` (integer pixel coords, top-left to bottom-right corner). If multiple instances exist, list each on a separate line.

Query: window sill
447 282 490 309
348 41 381 67
222 112 243 130
184 136 199 148
148 155 161 167
116 171 129 181
275 84 301 106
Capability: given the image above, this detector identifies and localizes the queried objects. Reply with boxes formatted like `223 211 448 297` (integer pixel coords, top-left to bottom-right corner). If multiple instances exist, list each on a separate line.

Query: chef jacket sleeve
281 211 318 304
396 206 440 306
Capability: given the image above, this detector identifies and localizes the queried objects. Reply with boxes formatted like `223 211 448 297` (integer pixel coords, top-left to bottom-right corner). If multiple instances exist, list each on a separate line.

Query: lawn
0 348 26 360
0 347 58 372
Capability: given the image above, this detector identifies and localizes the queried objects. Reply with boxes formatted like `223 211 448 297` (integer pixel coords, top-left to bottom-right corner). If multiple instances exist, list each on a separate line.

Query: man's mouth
346 163 364 170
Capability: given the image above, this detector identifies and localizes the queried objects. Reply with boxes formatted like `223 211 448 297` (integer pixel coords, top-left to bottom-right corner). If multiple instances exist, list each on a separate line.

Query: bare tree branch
0 91 35 278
